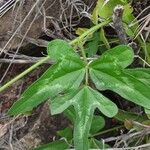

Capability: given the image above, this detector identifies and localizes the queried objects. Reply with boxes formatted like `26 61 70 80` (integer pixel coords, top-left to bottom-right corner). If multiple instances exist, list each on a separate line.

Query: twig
9 125 14 150
0 0 17 18
132 121 150 128
13 33 48 47
104 127 150 143
0 58 53 64
129 5 150 27
134 55 150 67
134 14 150 39
91 125 123 138
112 5 128 45
69 143 150 150
0 0 48 84
0 0 42 55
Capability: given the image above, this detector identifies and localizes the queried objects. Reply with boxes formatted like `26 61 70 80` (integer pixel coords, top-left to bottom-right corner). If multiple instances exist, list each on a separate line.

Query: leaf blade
90 68 150 109
51 86 118 150
47 39 77 61
8 56 85 116
90 45 134 69
34 140 69 150
125 68 150 86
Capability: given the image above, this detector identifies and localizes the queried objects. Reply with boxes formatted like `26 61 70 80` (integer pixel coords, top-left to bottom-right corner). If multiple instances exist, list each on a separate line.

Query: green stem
0 19 110 92
0 57 49 92
85 66 89 86
90 138 100 149
70 19 110 46
80 44 88 64
78 43 89 85
90 125 124 137
137 37 150 64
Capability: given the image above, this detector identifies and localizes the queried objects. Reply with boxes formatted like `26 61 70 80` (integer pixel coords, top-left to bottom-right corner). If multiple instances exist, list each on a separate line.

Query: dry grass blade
130 5 150 41
0 0 17 18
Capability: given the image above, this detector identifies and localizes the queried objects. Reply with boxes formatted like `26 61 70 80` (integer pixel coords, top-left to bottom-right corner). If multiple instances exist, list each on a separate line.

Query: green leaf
123 4 134 24
86 31 100 57
64 106 76 124
90 45 134 69
47 39 77 61
124 23 135 37
97 0 126 19
92 0 136 38
91 0 102 24
50 86 118 150
122 4 140 37
90 68 150 109
146 42 150 57
96 0 136 37
8 56 85 116
90 45 150 109
64 108 105 135
144 108 150 119
89 138 110 149
115 109 147 123
125 68 150 86
57 127 73 141
76 28 89 36
34 140 69 150
90 115 105 134
91 0 126 24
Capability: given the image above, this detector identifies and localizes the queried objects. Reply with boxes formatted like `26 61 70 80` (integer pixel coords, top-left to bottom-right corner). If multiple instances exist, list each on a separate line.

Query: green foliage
99 28 110 49
34 140 69 150
7 1 150 149
92 0 129 21
57 127 73 141
126 68 150 86
89 46 150 109
8 40 85 115
89 138 110 149
85 31 100 57
51 86 117 150
115 109 148 123
47 39 77 61
8 39 150 149
144 108 150 119
90 115 105 134
90 0 150 63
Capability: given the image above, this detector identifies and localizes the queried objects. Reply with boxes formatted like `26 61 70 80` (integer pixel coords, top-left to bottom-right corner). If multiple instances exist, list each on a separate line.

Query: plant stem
85 66 89 86
0 19 110 92
70 19 110 46
91 125 124 137
78 43 89 85
80 44 87 64
138 38 150 64
0 57 49 92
